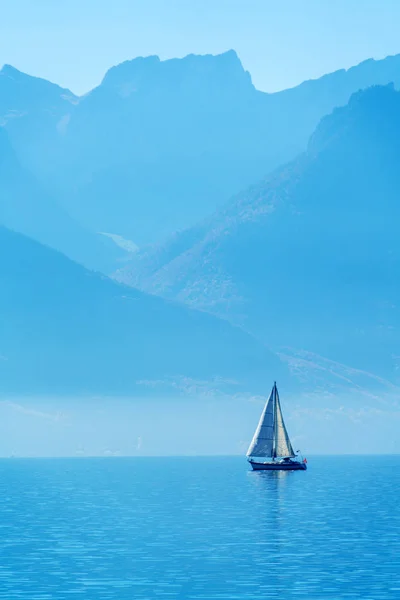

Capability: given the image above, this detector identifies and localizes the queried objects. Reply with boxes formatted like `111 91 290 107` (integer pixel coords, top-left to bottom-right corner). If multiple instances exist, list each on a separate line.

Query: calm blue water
0 456 399 599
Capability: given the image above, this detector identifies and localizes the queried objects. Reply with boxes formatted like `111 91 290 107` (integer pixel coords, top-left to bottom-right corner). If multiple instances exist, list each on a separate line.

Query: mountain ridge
0 225 286 395
4 50 400 253
100 49 253 94
0 127 122 272
115 84 400 381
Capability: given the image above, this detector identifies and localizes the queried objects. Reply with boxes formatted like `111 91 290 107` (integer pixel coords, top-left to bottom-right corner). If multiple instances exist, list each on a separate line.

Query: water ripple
0 456 398 599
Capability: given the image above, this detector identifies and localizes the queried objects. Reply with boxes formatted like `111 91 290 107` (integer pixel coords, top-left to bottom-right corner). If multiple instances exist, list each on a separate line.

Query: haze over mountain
0 64 76 174
3 51 400 257
2 53 400 399
0 226 285 395
0 127 122 272
116 84 400 383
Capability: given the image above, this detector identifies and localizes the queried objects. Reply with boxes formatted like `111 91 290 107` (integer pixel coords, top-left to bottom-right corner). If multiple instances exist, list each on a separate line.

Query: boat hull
249 460 307 471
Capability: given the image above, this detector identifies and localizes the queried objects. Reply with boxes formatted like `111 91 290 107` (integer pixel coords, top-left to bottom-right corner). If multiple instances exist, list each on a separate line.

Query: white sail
246 389 274 457
274 388 295 458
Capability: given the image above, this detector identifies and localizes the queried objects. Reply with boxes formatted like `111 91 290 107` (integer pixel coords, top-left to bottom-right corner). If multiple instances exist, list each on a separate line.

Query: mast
272 382 277 459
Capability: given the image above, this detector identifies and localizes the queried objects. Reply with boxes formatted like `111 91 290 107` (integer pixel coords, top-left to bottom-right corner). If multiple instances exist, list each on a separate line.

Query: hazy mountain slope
55 52 400 245
0 64 76 174
0 127 123 272
5 52 400 250
0 226 285 394
0 64 75 113
116 85 400 379
42 51 268 244
263 53 400 159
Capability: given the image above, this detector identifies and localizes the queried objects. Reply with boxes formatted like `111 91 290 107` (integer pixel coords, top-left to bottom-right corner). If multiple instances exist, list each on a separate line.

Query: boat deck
249 460 307 471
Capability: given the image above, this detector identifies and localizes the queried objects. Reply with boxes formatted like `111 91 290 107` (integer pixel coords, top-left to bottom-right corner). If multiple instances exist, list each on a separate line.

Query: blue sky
1 0 400 95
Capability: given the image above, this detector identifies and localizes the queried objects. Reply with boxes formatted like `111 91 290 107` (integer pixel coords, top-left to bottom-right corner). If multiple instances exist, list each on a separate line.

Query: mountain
0 63 75 112
0 64 76 175
116 85 400 381
0 127 123 272
5 52 400 252
33 50 267 245
0 226 285 395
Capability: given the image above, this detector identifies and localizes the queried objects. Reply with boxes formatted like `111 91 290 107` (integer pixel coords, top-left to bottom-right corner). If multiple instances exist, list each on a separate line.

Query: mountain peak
0 63 76 101
309 83 400 154
178 48 242 67
348 81 397 108
101 55 161 87
101 50 253 96
1 64 27 79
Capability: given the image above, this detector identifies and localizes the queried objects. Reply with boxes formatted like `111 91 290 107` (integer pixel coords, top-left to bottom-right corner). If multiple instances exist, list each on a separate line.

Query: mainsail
246 388 274 457
247 383 295 459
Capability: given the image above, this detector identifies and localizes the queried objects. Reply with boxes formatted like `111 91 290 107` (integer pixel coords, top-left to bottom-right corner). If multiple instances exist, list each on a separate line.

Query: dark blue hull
249 460 307 471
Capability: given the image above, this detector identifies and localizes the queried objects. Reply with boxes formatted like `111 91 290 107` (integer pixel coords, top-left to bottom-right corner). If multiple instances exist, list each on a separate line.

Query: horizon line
2 453 400 459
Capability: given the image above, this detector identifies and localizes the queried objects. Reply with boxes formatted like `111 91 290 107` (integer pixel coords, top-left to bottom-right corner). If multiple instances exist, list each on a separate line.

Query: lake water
0 456 399 599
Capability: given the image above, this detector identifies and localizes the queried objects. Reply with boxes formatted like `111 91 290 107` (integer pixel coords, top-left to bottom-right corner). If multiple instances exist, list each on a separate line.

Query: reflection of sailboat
247 382 307 471
247 464 292 595
248 468 292 484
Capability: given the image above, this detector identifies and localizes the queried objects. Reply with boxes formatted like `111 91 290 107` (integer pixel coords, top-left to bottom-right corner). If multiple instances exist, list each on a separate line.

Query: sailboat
247 382 307 471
